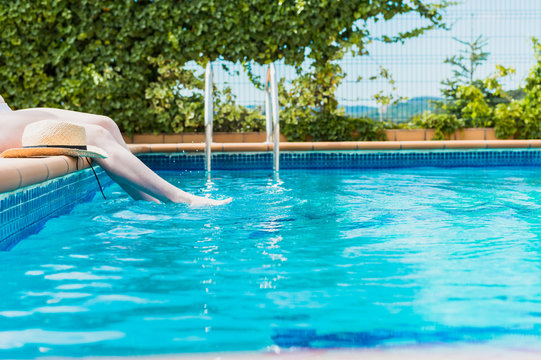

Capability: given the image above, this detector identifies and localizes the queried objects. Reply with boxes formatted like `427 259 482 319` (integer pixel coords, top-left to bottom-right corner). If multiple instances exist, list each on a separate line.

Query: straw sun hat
1 120 108 159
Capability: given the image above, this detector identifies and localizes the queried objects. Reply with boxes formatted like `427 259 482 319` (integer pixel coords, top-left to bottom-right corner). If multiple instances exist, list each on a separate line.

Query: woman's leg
18 108 159 202
32 108 129 149
84 124 231 206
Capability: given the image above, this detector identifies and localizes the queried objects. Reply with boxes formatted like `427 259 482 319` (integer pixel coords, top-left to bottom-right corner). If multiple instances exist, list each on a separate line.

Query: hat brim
1 145 108 159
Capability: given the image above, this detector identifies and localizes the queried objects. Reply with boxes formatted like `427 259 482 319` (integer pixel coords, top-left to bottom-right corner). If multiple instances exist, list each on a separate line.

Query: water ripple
4 168 541 357
0 329 124 349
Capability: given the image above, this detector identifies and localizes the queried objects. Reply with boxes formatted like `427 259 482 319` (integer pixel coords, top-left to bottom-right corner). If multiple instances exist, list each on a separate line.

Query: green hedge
0 0 448 136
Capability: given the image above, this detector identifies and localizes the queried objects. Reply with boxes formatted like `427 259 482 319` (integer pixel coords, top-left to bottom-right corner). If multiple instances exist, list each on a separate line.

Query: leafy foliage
520 38 541 138
455 84 493 127
214 88 266 133
434 36 512 127
0 0 449 137
494 101 523 139
419 38 541 140
445 36 489 84
412 111 462 140
277 61 388 141
278 62 346 141
494 38 541 139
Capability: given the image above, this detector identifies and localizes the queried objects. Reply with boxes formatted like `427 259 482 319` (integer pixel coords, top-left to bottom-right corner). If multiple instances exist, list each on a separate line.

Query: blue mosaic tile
140 149 541 171
0 167 111 251
139 152 273 171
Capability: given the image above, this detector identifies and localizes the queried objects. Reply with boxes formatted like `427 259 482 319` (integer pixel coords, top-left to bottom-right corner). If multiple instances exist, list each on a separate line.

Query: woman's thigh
0 110 58 150
30 108 115 127
15 108 126 147
0 108 125 151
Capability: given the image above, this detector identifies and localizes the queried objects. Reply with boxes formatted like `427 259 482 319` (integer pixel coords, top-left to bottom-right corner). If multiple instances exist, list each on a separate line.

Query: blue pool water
3 167 541 357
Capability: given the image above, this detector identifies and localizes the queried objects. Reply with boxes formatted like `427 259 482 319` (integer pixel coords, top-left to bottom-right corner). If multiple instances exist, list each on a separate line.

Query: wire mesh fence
202 0 541 124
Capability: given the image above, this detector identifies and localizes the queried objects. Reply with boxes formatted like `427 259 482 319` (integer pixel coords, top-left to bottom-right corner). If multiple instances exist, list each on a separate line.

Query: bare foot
189 196 232 207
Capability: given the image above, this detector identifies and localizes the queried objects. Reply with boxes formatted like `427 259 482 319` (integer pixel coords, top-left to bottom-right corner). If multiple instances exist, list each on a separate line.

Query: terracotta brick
425 129 437 140
214 133 244 143
384 130 397 141
485 128 499 140
242 132 267 142
394 129 426 141
181 133 205 143
133 134 164 144
312 142 357 150
164 134 182 143
457 128 486 141
400 141 444 149
357 142 401 150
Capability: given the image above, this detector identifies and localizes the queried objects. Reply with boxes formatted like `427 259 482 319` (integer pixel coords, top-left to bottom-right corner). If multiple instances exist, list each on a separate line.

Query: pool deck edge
132 140 541 154
0 156 91 194
1 140 541 194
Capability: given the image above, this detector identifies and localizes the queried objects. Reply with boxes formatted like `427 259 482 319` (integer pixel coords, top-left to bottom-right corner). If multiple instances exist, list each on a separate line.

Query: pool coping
0 156 91 194
2 140 541 194
129 140 541 154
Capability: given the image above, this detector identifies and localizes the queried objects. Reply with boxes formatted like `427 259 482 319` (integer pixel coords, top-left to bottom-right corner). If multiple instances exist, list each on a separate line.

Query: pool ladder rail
204 62 280 173
265 64 280 172
204 62 213 173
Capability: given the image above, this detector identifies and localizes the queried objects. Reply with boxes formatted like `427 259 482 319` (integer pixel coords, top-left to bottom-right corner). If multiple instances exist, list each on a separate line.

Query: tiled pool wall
3 148 541 251
0 167 111 251
139 149 541 171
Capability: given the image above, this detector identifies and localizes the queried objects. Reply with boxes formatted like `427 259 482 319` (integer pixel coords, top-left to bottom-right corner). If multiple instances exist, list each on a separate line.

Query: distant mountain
341 104 378 117
342 96 441 123
246 96 442 123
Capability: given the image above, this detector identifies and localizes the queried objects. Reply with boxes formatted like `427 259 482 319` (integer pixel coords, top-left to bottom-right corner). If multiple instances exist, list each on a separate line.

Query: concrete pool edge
1 140 540 194
129 140 541 154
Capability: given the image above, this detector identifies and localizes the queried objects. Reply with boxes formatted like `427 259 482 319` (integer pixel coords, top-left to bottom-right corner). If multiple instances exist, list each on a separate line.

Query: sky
193 0 541 110
337 0 541 107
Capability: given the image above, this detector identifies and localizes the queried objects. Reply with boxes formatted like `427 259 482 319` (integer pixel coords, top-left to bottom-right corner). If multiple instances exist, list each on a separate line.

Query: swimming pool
3 161 541 357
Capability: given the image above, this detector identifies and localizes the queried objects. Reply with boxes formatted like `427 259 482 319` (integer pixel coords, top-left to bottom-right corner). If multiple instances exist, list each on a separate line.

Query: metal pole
204 62 213 172
270 64 280 172
265 74 272 143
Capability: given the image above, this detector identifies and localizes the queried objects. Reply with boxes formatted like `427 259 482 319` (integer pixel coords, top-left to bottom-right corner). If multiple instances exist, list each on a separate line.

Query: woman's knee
84 124 117 146
93 115 119 133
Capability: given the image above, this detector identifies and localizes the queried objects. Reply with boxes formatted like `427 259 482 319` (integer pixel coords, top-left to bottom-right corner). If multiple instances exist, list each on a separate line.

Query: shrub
493 39 541 140
214 89 265 133
412 111 463 140
0 0 448 135
494 101 522 139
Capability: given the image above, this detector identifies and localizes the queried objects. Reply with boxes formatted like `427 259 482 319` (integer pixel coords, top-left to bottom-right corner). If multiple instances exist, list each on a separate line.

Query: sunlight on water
3 168 541 357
